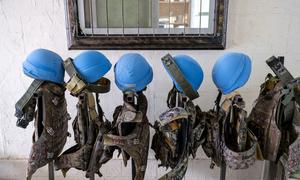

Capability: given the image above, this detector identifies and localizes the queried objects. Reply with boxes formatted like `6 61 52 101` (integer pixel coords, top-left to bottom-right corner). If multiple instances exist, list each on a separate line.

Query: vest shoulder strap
15 79 44 128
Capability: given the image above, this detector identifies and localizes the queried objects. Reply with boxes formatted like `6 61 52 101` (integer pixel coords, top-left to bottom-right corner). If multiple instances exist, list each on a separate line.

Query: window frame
65 0 229 50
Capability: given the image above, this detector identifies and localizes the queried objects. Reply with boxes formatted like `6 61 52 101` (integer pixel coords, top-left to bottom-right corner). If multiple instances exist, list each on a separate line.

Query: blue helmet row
23 49 112 85
22 49 252 95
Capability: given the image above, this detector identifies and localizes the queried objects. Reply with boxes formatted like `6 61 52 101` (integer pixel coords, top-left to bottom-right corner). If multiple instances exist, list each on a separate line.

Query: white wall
0 0 299 179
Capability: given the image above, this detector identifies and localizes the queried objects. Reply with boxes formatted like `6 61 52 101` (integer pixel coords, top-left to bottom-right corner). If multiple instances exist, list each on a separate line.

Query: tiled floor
0 159 265 180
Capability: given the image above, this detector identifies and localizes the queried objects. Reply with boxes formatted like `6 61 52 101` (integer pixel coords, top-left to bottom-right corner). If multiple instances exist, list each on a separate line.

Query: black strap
214 90 222 114
162 54 199 100
96 93 104 122
167 86 177 108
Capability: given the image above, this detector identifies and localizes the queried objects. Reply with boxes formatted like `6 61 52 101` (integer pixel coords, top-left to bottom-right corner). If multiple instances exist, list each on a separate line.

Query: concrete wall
0 0 299 179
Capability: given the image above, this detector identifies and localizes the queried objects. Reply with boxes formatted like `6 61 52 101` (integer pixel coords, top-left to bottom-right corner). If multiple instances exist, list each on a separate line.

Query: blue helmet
23 49 65 84
163 55 204 93
212 52 252 94
114 53 153 92
73 51 112 83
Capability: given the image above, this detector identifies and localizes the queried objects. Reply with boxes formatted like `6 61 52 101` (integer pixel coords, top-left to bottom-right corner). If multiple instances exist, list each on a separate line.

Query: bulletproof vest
279 91 300 179
248 75 285 161
15 81 69 179
55 92 113 178
263 57 300 178
103 92 149 180
202 93 257 170
151 88 206 180
221 94 257 169
280 125 300 179
55 58 112 178
55 93 95 175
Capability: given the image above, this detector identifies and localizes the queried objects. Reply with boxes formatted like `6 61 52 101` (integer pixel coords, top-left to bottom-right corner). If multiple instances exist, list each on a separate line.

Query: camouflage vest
103 92 149 180
248 76 283 161
248 73 300 179
280 124 300 179
151 88 206 180
203 93 257 170
55 58 112 178
15 82 70 179
55 92 112 178
280 97 300 179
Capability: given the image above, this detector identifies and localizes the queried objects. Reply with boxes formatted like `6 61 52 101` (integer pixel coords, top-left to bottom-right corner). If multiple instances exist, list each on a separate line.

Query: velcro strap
161 54 199 100
64 58 111 95
66 74 87 95
87 93 98 122
103 134 139 147
15 79 43 118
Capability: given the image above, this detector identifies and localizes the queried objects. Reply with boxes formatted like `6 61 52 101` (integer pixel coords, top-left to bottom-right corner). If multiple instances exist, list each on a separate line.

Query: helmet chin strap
63 58 111 96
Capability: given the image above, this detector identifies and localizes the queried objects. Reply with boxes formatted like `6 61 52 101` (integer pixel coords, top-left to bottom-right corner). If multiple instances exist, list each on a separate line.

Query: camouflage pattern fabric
201 110 222 167
54 92 112 177
103 92 149 180
280 107 300 179
222 132 257 169
203 93 257 170
151 90 206 180
86 119 113 178
248 76 283 161
221 94 257 170
26 82 70 179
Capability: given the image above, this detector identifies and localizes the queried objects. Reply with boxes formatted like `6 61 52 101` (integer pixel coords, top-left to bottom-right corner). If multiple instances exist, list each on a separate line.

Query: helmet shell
212 52 252 94
73 51 112 83
163 55 204 93
23 49 65 84
114 53 153 92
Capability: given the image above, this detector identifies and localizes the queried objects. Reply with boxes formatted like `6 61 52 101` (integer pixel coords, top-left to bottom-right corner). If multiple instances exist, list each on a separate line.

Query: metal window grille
77 0 215 36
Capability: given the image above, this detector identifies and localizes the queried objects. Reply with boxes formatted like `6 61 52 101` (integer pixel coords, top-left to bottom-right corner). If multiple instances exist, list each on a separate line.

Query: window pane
107 0 122 28
124 0 138 28
159 0 210 30
96 0 107 28
201 15 209 28
96 0 151 28
202 0 210 13
159 0 169 29
84 0 91 28
138 0 152 28
190 0 210 28
169 0 189 29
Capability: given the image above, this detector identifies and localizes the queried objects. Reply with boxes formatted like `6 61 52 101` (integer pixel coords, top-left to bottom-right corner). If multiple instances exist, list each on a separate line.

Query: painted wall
0 0 299 179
